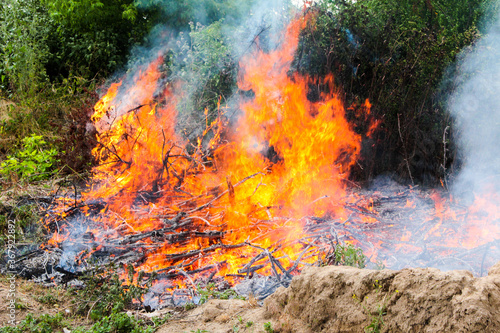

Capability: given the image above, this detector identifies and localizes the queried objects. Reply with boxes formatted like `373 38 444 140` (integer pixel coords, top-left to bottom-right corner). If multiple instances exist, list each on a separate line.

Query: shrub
334 243 366 268
294 0 496 184
0 0 54 96
0 134 59 181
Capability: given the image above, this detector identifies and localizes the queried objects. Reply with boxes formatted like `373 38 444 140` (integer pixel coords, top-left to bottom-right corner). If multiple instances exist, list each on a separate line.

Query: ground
153 262 500 333
2 262 499 332
0 276 88 328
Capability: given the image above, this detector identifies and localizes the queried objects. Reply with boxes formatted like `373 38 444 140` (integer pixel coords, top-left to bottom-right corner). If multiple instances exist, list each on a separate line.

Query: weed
264 321 274 333
0 313 68 333
35 292 58 305
76 312 156 333
196 282 244 305
14 299 28 310
334 243 366 268
0 265 164 333
352 280 399 333
184 302 197 310
0 134 59 182
0 203 42 246
246 321 254 327
151 315 169 327
73 266 146 322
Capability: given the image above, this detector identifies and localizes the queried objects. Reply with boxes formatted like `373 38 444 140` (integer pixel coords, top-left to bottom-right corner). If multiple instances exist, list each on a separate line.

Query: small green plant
184 302 197 310
151 315 169 327
0 203 42 247
14 299 28 310
81 312 155 333
1 266 161 333
0 313 68 333
35 292 58 305
334 243 366 268
246 321 253 327
352 280 399 333
0 134 59 181
264 322 274 333
74 266 146 322
196 282 244 305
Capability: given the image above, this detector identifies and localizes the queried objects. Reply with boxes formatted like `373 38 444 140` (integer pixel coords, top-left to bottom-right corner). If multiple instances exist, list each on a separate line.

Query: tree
41 0 158 79
293 0 496 184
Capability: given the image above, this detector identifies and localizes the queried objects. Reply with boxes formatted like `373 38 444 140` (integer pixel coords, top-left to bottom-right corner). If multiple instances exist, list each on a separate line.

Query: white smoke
448 7 500 199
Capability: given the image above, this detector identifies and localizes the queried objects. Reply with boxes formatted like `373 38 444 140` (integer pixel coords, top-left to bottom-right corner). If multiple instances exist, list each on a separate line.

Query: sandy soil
156 262 500 333
1 262 499 332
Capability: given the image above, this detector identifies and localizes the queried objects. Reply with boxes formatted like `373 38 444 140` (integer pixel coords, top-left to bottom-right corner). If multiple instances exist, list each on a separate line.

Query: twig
398 113 414 185
186 173 263 214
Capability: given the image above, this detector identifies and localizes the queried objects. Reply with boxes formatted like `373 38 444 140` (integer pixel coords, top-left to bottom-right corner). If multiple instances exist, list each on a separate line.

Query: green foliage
352 280 399 333
41 0 156 80
172 19 236 140
0 311 157 333
74 312 155 333
0 0 54 96
0 81 99 176
0 134 59 181
196 282 243 305
0 313 68 333
74 268 146 322
0 0 156 93
0 267 164 333
334 243 367 268
14 300 29 310
35 291 59 305
135 0 256 28
184 302 197 311
263 322 274 333
296 0 497 184
0 203 41 246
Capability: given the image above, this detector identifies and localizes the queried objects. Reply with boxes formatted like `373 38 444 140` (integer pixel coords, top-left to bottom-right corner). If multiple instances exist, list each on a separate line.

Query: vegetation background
1 0 497 186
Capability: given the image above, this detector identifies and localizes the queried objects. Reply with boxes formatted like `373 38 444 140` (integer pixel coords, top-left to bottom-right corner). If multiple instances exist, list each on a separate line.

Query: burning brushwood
3 13 497 313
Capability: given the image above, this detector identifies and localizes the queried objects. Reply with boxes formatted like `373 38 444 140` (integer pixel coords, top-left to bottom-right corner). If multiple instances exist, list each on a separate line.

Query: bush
334 243 366 268
0 0 54 96
0 134 59 182
42 0 156 80
294 0 496 184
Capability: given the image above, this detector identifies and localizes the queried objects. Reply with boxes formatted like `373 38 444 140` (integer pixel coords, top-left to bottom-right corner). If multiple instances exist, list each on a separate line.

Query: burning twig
186 172 264 214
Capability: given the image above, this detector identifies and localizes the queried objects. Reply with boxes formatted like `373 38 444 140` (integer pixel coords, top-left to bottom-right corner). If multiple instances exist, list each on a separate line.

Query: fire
42 10 499 297
45 13 376 283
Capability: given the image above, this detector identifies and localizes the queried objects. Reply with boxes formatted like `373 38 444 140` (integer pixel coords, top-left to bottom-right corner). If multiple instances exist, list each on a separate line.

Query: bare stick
441 125 450 190
398 113 414 185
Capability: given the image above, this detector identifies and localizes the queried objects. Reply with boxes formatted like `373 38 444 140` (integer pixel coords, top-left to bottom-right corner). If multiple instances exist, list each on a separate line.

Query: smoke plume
448 6 500 198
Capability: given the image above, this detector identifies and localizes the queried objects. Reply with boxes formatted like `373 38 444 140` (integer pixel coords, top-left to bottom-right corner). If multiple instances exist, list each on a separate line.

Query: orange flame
52 13 375 282
43 11 499 291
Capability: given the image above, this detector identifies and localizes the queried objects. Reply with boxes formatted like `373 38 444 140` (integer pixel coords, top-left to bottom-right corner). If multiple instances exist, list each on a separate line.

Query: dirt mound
158 262 500 332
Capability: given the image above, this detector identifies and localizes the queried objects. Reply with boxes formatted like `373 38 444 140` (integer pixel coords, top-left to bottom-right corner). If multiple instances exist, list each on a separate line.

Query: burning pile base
3 178 498 310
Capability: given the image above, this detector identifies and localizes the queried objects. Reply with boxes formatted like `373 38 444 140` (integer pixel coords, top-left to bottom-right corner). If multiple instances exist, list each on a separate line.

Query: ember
21 11 497 308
